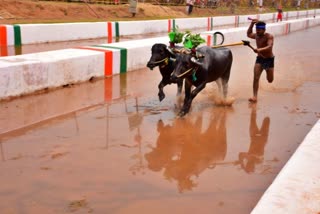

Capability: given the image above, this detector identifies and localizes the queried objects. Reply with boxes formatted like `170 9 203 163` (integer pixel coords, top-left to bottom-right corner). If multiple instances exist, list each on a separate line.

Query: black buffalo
146 43 183 102
171 46 233 116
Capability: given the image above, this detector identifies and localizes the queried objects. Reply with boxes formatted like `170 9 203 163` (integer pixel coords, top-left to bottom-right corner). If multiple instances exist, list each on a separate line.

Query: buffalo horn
166 46 175 55
190 57 202 65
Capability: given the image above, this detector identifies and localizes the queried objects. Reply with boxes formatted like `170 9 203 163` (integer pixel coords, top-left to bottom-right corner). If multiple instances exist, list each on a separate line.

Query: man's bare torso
256 33 274 58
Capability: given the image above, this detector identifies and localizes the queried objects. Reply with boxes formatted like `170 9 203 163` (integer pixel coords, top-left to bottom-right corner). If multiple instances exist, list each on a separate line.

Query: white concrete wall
2 9 320 46
175 17 208 30
0 49 104 98
20 22 107 44
5 25 15 46
105 36 168 71
118 20 168 36
203 17 320 44
212 16 236 27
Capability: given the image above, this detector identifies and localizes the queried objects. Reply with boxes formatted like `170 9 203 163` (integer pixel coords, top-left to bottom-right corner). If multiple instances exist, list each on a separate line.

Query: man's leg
249 63 263 102
266 67 274 83
189 5 193 14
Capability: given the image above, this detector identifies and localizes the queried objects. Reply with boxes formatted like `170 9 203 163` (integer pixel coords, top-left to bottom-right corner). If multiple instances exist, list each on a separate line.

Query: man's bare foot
248 97 257 102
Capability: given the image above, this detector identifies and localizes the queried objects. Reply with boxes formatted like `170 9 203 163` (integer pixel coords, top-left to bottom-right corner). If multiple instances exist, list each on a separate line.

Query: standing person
129 0 137 17
247 20 275 103
277 6 283 22
186 0 195 15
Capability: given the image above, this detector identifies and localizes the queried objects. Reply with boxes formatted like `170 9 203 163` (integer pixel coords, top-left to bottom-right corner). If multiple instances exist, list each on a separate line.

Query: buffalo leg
179 81 206 116
177 79 183 96
222 79 228 99
178 80 192 116
158 80 167 102
221 62 232 99
216 78 223 95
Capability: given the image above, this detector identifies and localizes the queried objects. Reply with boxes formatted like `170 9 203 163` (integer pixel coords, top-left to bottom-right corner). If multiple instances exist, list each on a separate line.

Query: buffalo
170 46 233 116
146 43 183 102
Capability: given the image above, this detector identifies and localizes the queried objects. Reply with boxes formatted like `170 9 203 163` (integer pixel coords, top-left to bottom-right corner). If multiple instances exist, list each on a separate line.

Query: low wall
0 9 319 47
1 17 320 101
0 49 104 99
251 119 320 214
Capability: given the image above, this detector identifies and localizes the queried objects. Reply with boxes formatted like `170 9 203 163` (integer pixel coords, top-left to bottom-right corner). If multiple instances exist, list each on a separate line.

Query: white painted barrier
251 119 320 214
1 9 319 47
119 20 168 36
203 17 320 45
20 22 107 44
0 49 104 98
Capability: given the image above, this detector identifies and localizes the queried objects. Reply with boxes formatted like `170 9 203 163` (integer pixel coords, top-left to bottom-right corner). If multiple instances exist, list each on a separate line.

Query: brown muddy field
0 0 272 24
0 26 320 213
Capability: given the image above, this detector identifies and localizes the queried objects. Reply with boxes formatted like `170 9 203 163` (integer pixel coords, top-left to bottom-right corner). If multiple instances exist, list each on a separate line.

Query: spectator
129 0 137 17
277 9 283 22
277 5 283 22
186 0 195 15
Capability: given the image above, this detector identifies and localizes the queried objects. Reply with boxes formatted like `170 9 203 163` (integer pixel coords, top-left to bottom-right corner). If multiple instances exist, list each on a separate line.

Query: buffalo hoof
158 93 165 102
177 110 187 117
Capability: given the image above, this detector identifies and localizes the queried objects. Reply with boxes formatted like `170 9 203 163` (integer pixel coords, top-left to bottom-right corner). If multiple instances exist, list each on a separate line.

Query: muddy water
0 26 320 214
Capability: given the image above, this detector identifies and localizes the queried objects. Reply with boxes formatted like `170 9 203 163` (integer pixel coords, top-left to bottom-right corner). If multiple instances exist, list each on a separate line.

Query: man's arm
247 20 257 39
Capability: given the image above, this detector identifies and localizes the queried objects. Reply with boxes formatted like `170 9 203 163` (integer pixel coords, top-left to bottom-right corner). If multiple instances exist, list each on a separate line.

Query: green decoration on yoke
183 33 206 49
168 26 205 50
168 25 184 44
167 27 204 82
192 71 197 82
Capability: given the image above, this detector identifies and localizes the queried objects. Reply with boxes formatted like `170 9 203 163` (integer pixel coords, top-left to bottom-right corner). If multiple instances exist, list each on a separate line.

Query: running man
247 20 275 103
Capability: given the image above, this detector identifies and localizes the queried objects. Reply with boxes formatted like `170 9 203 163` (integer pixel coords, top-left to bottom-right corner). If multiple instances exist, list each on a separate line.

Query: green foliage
168 25 185 44
168 26 205 49
183 33 206 49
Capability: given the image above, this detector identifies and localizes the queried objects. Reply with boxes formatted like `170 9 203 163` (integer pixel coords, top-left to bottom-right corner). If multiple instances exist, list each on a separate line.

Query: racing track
0 26 319 213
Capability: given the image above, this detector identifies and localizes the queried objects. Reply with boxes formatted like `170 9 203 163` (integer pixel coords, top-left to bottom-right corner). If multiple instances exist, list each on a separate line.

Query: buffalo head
170 53 202 83
147 43 175 70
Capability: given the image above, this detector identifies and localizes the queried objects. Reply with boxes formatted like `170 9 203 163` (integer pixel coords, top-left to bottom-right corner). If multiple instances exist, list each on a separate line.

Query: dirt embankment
0 0 271 24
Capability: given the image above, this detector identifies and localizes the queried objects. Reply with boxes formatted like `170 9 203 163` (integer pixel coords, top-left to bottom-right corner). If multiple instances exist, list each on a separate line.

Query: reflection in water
123 97 146 175
15 46 22 55
238 104 270 174
145 108 230 193
0 139 4 161
0 45 22 57
0 46 8 56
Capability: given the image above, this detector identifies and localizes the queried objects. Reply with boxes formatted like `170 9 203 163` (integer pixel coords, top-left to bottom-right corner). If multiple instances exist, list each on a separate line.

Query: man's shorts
256 56 275 70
